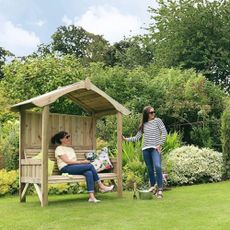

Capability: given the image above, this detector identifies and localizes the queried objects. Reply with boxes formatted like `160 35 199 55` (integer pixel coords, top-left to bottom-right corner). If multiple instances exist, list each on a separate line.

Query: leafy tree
34 25 109 64
146 68 226 146
0 47 14 79
148 0 230 91
105 35 154 68
1 55 86 115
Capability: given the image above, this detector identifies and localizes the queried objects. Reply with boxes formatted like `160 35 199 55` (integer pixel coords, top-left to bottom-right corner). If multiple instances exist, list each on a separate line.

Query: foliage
149 0 230 91
0 120 19 170
147 68 225 146
221 99 230 178
190 126 213 148
123 160 147 190
122 140 143 166
34 25 109 64
122 140 148 189
162 131 183 156
0 169 18 196
96 138 108 151
0 47 14 79
48 183 83 195
1 57 226 151
1 55 86 115
105 35 154 68
167 145 223 185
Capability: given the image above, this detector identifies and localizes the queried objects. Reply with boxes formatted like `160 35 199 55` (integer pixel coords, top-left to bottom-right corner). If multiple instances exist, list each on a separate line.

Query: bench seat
21 148 117 184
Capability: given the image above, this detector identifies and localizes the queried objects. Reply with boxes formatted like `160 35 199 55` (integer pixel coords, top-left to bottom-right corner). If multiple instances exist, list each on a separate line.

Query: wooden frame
11 79 130 207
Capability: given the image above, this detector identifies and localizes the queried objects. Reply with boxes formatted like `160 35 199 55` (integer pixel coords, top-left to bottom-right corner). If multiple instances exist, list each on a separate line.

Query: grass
1 181 230 230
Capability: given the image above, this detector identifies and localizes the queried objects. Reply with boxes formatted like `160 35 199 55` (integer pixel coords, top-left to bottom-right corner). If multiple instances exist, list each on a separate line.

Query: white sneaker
88 198 101 203
99 185 114 193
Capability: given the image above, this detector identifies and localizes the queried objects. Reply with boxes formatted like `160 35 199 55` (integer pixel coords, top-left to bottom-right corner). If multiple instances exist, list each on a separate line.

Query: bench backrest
24 148 94 175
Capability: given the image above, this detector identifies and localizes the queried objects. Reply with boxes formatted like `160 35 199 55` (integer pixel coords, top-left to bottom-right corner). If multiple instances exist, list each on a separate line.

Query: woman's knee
84 170 93 178
155 164 162 171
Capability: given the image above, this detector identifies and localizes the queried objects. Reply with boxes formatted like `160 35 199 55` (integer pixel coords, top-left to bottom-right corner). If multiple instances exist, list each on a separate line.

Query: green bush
162 131 182 156
190 126 213 148
167 145 223 185
122 140 142 166
0 120 19 170
221 100 230 178
122 140 148 189
123 159 147 190
0 169 18 196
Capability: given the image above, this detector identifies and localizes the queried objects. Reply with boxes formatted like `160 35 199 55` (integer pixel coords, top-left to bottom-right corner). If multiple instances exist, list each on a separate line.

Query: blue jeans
143 148 163 189
60 164 100 193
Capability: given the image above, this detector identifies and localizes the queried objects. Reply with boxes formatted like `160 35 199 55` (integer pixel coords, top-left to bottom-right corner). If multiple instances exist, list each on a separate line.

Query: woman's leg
61 164 97 193
61 164 112 192
151 149 163 189
143 148 156 186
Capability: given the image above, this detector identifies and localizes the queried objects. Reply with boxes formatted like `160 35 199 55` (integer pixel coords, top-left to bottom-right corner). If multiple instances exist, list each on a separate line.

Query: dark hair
51 131 68 145
139 106 153 132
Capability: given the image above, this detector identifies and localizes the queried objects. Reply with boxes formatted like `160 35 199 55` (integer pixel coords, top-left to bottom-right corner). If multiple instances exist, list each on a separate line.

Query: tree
0 47 14 79
148 0 230 91
105 35 154 68
146 68 226 147
34 25 109 64
1 55 87 115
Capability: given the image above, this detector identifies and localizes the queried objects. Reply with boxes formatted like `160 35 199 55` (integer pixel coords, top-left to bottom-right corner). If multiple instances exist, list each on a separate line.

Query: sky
0 0 158 57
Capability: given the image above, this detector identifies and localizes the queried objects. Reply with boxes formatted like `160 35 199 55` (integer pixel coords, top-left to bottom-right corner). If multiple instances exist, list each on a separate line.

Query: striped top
127 118 167 150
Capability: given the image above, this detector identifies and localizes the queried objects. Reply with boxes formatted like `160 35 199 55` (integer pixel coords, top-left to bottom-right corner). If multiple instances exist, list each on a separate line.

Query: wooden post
117 112 123 197
92 114 96 150
41 106 49 207
19 109 26 202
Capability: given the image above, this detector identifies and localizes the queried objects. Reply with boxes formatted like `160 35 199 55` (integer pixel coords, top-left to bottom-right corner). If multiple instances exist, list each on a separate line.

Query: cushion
84 151 97 161
90 147 113 172
33 152 55 176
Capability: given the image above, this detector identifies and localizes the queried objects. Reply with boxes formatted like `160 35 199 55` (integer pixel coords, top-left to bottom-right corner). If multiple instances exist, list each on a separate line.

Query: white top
55 145 77 170
127 118 167 150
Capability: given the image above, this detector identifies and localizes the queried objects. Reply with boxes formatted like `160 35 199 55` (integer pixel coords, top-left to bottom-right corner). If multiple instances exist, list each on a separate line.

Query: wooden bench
20 148 118 202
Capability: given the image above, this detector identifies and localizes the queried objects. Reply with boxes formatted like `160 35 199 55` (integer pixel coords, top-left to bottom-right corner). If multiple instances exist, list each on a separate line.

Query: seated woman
51 131 114 203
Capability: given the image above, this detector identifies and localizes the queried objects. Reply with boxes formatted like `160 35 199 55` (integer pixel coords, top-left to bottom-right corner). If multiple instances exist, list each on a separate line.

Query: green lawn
1 181 230 230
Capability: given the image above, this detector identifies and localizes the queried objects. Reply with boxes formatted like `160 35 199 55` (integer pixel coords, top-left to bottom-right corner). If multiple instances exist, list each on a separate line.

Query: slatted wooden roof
10 79 130 116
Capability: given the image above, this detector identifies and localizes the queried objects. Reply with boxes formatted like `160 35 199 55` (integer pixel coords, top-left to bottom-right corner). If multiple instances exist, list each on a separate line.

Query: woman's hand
80 160 91 164
156 145 161 153
122 135 128 141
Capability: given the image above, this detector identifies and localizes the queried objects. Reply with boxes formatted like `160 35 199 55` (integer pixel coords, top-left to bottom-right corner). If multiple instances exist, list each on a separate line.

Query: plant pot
138 190 153 200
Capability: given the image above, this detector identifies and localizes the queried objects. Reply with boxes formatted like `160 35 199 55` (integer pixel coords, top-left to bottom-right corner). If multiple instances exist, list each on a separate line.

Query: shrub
0 169 18 196
122 140 142 166
190 126 213 148
0 120 19 170
221 100 230 179
123 159 147 190
167 145 223 185
48 183 84 195
162 131 182 156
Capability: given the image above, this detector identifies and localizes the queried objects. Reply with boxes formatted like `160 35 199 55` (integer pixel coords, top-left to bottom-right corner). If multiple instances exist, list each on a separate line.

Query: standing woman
122 106 167 198
51 131 114 203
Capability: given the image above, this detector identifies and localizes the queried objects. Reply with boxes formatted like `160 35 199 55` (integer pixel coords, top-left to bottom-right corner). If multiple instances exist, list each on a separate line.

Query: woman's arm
157 118 167 145
123 130 142 142
59 154 90 165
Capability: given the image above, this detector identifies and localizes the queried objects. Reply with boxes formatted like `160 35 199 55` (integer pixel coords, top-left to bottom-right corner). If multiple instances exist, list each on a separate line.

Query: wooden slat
21 177 41 183
48 173 117 184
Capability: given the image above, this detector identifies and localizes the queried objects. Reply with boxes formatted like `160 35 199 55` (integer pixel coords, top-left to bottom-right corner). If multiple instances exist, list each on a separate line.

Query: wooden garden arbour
11 79 130 207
